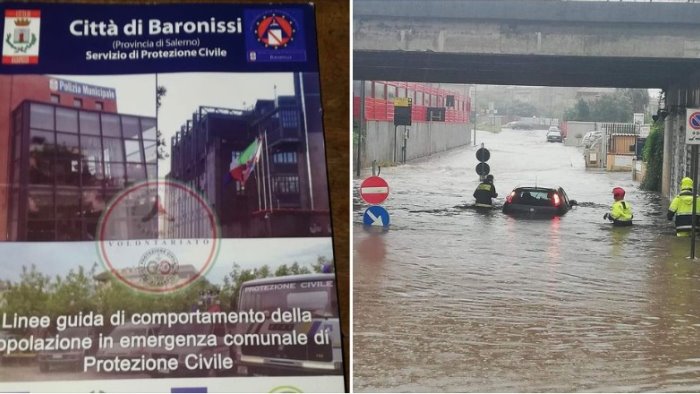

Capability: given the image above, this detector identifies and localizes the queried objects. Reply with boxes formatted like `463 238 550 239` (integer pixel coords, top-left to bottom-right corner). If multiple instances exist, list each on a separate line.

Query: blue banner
0 3 319 74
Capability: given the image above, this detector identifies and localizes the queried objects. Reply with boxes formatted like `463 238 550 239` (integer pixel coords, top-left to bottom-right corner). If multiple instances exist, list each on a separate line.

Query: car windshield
512 189 554 206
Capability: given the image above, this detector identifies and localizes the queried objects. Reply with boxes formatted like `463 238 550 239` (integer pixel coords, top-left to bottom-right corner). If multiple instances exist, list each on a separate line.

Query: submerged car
503 186 577 217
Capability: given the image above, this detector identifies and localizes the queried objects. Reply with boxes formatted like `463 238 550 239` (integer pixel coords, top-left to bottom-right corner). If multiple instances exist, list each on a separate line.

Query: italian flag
230 137 262 183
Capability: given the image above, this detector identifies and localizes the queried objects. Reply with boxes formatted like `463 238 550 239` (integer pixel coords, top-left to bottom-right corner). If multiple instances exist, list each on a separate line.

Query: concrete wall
564 121 598 147
662 80 700 199
354 1 700 59
362 120 471 165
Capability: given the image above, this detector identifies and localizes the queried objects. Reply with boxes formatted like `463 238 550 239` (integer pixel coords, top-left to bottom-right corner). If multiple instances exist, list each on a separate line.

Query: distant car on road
505 121 533 130
546 129 563 143
503 186 577 217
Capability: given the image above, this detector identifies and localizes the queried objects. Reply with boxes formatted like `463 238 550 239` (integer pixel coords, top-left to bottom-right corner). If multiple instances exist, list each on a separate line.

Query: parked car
38 327 98 372
505 121 533 130
503 186 577 217
0 330 35 365
95 323 160 365
546 129 563 142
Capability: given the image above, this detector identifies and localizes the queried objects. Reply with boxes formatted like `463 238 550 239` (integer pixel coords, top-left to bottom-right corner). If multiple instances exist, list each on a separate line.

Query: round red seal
96 180 220 293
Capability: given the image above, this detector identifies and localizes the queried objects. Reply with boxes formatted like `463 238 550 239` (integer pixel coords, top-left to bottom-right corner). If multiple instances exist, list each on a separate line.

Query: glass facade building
8 101 157 241
167 73 330 238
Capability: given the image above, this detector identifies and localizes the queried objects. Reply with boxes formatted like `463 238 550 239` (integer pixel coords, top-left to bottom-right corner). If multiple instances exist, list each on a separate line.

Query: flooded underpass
353 128 700 392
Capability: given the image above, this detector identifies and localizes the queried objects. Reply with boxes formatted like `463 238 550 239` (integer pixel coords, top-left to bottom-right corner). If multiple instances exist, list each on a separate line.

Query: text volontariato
70 18 243 37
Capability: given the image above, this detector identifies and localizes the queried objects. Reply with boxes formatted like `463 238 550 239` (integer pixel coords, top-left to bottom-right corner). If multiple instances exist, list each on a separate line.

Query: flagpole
265 130 273 211
298 72 314 210
256 139 262 212
260 135 267 212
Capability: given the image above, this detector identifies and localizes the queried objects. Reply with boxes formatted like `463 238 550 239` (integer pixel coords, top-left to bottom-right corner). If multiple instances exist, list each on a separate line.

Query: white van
232 273 342 376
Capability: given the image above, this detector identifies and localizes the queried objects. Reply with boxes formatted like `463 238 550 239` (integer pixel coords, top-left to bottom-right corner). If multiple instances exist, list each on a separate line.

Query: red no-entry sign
360 176 389 204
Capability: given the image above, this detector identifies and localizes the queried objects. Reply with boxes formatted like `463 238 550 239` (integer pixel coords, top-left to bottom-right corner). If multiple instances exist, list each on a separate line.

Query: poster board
0 2 344 392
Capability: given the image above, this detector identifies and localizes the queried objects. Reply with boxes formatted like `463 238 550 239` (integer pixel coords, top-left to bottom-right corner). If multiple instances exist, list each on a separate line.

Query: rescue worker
667 177 700 236
473 174 498 207
604 187 633 226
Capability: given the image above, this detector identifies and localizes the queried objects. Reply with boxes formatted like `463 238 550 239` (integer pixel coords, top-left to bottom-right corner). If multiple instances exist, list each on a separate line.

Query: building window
143 140 158 163
95 101 104 110
280 110 299 129
124 140 144 163
56 108 78 133
30 104 54 130
14 101 156 241
101 114 121 137
273 151 298 164
50 94 60 104
142 118 157 140
126 163 147 184
374 82 385 99
273 175 300 194
29 129 55 185
122 116 141 139
73 98 83 108
79 111 100 136
103 137 125 162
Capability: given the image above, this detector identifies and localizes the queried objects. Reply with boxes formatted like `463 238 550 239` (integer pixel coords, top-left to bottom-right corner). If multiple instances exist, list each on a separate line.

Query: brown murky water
353 128 700 392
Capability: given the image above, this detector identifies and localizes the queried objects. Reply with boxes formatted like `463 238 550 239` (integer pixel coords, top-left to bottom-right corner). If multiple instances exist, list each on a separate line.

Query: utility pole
472 85 477 146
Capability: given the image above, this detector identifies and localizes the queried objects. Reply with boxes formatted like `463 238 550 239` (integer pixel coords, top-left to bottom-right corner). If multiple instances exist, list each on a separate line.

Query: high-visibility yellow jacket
668 190 700 231
473 182 497 206
610 200 633 223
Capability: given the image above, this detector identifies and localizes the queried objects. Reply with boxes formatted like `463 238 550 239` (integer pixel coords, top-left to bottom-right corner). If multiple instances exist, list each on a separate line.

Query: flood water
353 128 700 392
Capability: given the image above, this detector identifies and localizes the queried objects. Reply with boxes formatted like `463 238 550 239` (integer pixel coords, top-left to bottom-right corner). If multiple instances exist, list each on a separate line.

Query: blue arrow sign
363 206 390 227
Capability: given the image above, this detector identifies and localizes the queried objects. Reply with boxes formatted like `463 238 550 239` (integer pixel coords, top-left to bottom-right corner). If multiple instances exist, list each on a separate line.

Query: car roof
513 186 562 192
242 273 334 286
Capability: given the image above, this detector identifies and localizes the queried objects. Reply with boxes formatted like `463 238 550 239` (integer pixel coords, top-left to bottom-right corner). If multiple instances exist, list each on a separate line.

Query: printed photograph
0 238 342 382
353 0 700 392
156 72 331 239
0 74 157 242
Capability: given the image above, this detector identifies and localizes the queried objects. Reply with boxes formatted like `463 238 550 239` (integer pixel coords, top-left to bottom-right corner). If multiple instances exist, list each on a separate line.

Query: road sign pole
692 145 698 259
393 124 397 164
356 79 365 177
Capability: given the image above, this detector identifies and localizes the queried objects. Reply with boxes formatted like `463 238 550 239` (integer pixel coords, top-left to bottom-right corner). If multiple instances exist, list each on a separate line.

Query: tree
620 88 650 114
221 263 273 310
564 90 642 123
46 265 97 319
1 266 51 333
641 121 664 191
311 256 334 273
155 85 169 160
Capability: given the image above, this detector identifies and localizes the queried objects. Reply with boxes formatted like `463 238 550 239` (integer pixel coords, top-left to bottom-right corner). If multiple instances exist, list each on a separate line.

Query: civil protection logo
2 9 41 65
255 12 295 49
96 179 220 294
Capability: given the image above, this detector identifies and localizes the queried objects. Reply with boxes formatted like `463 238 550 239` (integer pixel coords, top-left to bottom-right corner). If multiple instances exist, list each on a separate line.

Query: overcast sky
0 237 333 286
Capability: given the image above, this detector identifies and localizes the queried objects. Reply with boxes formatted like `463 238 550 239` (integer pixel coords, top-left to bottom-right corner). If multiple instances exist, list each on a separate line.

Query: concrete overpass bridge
354 0 700 197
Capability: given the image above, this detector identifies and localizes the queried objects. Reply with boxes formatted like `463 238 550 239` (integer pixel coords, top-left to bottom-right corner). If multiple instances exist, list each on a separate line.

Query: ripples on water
354 129 700 392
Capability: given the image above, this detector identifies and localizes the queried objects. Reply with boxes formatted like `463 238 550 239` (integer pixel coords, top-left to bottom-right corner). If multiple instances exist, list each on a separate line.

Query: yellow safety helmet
681 177 694 191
